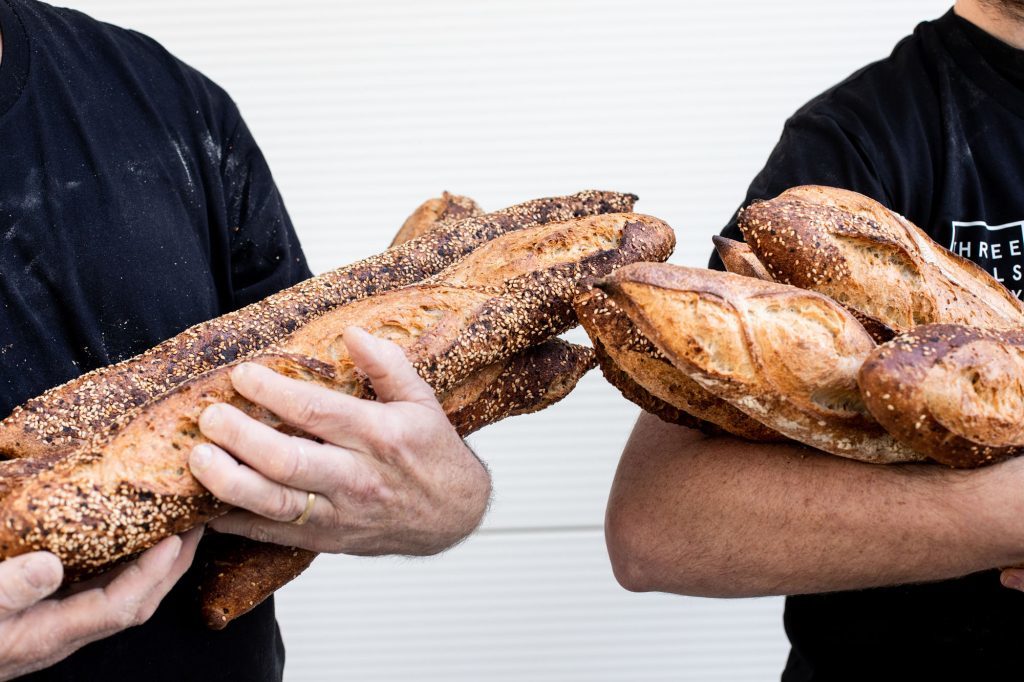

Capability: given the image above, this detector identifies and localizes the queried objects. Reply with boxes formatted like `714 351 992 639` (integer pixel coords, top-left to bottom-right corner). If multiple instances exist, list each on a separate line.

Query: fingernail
190 445 213 472
199 404 222 430
167 535 184 560
23 554 61 591
1003 574 1022 591
232 363 255 380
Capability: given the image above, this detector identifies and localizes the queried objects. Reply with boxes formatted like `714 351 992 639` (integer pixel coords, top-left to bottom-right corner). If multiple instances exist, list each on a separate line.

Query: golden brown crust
712 236 772 281
390 192 483 247
0 212 673 577
574 283 783 440
599 263 924 463
859 324 1024 468
199 339 596 629
738 186 1024 337
0 190 637 461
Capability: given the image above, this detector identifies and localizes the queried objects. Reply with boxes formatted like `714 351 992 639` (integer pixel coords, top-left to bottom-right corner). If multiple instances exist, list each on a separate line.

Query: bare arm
606 412 1024 597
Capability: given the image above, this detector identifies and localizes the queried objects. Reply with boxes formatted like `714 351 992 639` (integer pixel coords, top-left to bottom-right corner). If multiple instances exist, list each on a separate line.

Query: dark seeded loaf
0 191 636 460
0 213 674 577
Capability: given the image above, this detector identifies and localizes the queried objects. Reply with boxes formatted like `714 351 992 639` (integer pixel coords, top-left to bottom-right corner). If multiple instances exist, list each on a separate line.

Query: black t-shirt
0 0 311 679
713 9 1024 681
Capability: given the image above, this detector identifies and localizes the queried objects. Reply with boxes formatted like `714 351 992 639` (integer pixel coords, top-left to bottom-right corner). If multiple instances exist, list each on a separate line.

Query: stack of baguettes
579 185 1024 473
0 189 678 629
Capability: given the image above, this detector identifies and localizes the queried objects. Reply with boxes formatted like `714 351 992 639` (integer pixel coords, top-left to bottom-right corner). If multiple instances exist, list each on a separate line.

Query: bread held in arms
574 282 784 441
0 212 674 577
859 324 1024 468
596 262 924 464
198 338 596 629
196 194 602 628
0 190 637 461
738 186 1024 338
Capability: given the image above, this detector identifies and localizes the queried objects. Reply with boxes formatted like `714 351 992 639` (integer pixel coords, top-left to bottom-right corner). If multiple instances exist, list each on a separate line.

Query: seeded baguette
0 190 636 460
197 199 604 628
859 324 1024 468
738 186 1024 339
0 213 674 576
195 191 484 628
598 263 925 463
574 283 783 440
198 338 596 629
390 192 483 247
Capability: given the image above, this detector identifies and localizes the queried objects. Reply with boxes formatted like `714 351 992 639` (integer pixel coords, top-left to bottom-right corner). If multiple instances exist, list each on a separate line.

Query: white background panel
63 1 948 679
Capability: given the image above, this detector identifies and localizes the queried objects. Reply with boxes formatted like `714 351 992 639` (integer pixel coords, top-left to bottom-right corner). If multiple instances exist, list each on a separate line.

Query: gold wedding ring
291 491 317 526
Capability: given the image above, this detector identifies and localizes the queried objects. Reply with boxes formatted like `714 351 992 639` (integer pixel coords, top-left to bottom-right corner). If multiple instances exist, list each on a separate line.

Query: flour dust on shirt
0 0 311 680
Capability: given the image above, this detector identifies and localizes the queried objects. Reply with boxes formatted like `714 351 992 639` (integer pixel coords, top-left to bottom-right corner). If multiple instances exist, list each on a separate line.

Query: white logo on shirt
950 220 1024 298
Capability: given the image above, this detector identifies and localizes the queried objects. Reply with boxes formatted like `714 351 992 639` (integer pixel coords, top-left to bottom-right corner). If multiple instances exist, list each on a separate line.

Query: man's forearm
606 413 1024 597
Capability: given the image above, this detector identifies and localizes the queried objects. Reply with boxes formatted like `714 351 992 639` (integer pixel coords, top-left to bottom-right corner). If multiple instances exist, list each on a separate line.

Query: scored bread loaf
0 213 674 576
597 263 925 463
574 283 783 440
738 186 1024 339
859 325 1024 468
713 232 893 342
199 338 596 629
390 192 483 247
0 190 636 461
712 235 773 281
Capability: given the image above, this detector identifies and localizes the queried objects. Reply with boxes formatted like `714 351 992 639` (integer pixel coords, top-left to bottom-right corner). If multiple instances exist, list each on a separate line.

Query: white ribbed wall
66 1 949 679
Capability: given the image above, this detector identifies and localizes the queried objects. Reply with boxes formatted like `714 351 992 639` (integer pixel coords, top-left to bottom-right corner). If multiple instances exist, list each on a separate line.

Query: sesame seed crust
0 210 672 578
738 185 1024 338
0 190 638 462
389 192 483 248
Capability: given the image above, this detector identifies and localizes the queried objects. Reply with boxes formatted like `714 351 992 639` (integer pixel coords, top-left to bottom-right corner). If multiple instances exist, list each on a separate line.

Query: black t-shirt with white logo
714 9 1024 681
0 0 310 679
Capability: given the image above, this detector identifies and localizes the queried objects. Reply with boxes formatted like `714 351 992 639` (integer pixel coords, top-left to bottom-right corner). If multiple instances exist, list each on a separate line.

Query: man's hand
0 528 201 680
189 327 492 556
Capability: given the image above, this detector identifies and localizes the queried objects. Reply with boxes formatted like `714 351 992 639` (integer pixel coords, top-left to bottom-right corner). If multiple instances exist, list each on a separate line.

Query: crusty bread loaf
199 339 596 629
738 186 1024 340
574 283 783 441
0 213 673 576
0 190 637 461
859 324 1024 468
598 263 925 463
712 235 772 281
197 198 601 629
390 192 483 247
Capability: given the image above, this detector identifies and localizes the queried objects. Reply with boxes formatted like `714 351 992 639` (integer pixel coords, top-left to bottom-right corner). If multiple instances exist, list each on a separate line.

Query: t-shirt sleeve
219 108 313 309
709 111 890 270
